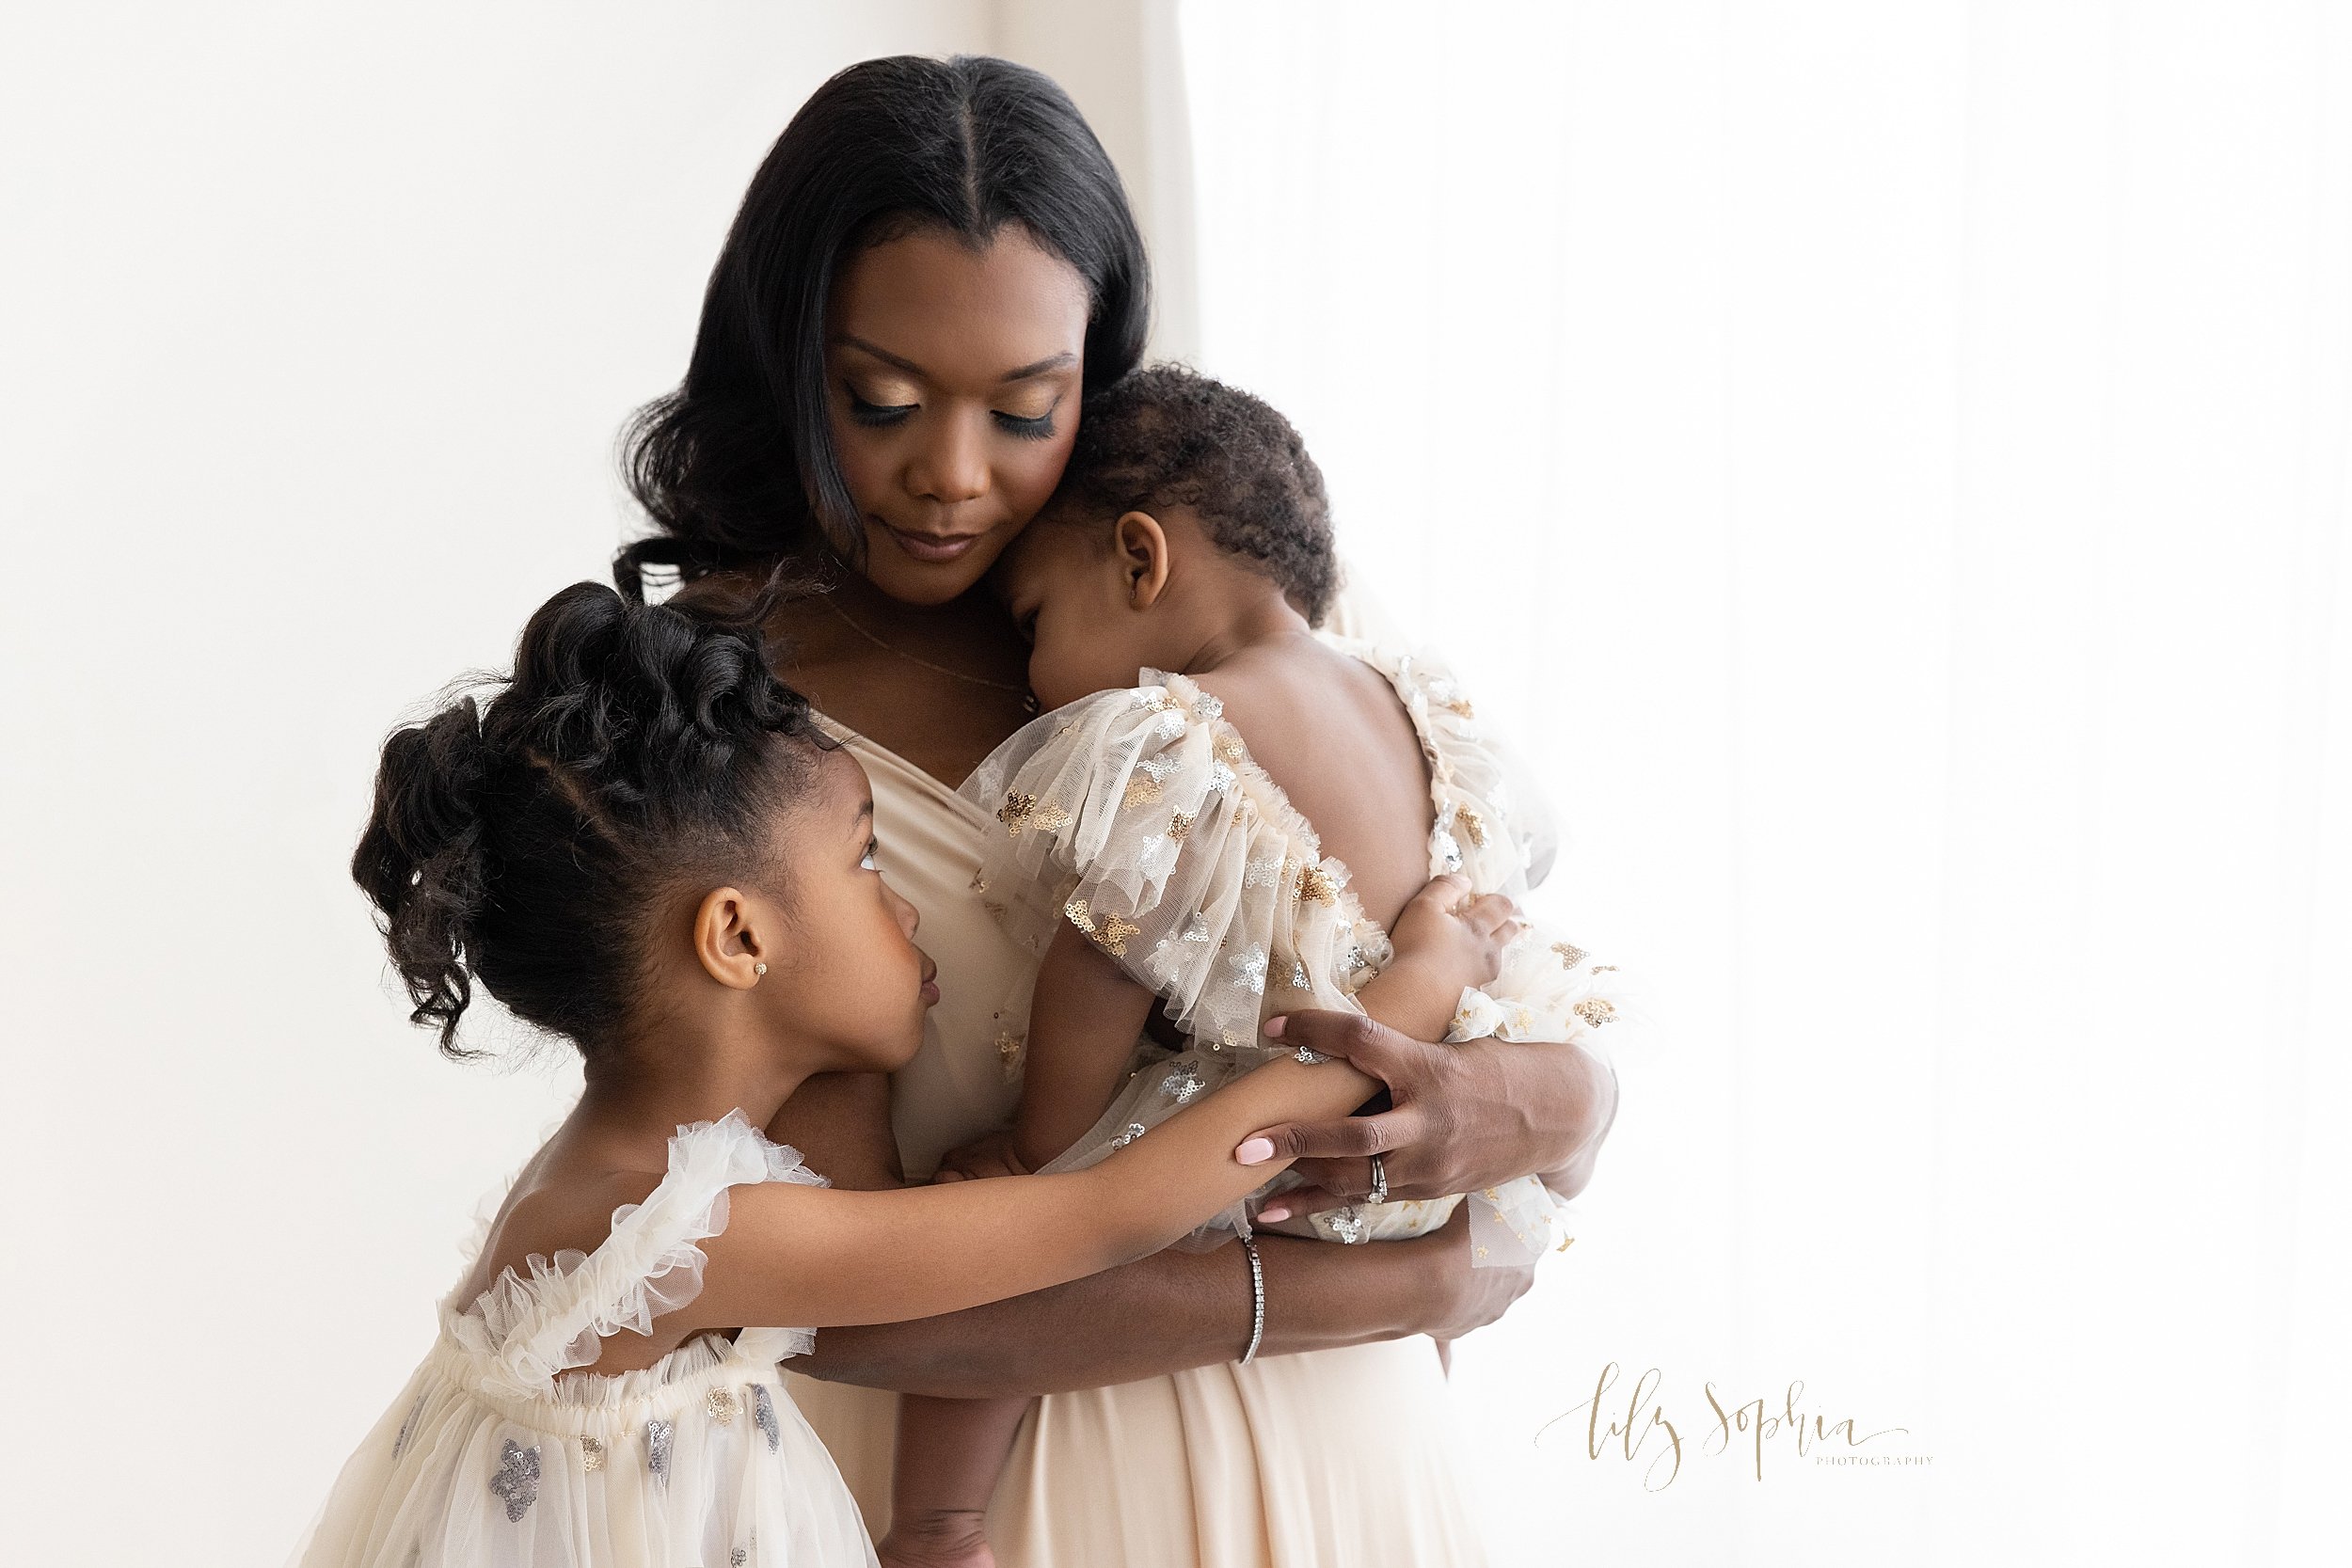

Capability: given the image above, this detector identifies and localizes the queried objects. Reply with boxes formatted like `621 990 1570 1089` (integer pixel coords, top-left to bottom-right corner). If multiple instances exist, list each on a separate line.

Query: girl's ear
1114 510 1172 610
692 886 771 990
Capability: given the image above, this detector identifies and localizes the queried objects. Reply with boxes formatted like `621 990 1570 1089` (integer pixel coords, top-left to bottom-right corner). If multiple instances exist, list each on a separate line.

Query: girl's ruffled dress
290 1113 880 1567
961 640 1628 1265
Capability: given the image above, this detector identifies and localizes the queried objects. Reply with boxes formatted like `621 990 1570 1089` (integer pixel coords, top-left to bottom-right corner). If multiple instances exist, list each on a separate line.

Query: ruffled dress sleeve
958 672 1391 1055
440 1110 828 1399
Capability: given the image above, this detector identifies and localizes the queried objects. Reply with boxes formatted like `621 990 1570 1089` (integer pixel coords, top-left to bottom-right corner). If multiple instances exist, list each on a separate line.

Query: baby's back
1193 633 1438 930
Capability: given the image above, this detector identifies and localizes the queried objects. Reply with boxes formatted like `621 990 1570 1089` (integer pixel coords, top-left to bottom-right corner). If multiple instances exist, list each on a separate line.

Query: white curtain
1173 4 2350 1562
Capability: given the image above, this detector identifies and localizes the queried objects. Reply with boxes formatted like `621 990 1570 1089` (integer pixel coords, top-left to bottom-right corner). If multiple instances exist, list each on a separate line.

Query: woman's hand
1394 1202 1538 1342
1237 1010 1617 1218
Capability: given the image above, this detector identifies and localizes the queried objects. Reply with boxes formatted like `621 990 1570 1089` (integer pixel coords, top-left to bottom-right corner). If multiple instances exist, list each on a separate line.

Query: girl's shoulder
440 1113 827 1393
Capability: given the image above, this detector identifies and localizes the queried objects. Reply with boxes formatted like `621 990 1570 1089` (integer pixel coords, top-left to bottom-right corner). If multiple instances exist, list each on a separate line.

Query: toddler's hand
1387 874 1521 998
930 1131 1030 1183
878 1512 995 1568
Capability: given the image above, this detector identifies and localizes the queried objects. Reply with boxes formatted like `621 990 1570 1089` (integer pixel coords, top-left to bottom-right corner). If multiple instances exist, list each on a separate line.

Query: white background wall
1176 3 2349 1564
4 5 2344 1566
0 5 1008 1560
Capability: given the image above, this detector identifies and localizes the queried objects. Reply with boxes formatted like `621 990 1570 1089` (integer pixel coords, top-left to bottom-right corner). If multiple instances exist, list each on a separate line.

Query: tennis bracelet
1239 1237 1266 1365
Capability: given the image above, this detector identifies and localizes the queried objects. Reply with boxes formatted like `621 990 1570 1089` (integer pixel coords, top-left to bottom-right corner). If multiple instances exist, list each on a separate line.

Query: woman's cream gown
785 705 1491 1567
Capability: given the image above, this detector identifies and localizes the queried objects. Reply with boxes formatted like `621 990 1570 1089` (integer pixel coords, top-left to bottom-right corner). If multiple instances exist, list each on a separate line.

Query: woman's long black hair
614 55 1152 600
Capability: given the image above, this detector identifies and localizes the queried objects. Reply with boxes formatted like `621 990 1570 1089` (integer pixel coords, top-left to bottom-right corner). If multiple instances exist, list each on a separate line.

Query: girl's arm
682 1054 1378 1335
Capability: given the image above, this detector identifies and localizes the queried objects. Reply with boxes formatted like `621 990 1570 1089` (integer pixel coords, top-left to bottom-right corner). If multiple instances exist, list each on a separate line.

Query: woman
617 55 1618 1568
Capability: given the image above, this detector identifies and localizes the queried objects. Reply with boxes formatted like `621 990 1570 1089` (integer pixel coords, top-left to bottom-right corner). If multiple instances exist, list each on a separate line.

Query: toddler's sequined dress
961 640 1629 1263
290 1112 879 1567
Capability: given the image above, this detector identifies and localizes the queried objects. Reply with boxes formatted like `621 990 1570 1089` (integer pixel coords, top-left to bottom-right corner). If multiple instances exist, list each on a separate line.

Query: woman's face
824 223 1092 607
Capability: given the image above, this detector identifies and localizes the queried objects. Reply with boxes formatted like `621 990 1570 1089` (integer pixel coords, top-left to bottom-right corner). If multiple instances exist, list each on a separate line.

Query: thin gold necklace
821 592 1041 713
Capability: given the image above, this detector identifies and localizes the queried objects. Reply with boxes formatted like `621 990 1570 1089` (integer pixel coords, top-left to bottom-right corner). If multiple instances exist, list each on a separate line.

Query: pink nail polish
1236 1137 1275 1165
1263 1016 1287 1039
1257 1203 1292 1224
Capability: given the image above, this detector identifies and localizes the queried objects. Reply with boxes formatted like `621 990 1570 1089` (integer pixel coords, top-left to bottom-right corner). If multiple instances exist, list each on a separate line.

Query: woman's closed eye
992 407 1057 441
848 391 915 429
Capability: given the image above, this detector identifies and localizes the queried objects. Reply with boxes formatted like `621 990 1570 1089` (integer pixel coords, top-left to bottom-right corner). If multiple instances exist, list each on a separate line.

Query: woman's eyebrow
834 334 1074 385
999 352 1077 383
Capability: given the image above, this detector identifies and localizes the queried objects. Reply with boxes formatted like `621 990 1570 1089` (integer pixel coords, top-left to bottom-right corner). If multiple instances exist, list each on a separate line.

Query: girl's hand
1238 1010 1616 1215
1383 874 1523 1000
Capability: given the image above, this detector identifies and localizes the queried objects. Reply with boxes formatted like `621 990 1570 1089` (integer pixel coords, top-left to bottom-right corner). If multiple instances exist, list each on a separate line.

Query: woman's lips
880 519 984 563
918 957 940 1006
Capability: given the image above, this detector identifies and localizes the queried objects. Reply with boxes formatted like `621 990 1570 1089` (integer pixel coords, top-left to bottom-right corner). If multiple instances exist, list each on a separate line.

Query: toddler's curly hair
1048 364 1339 625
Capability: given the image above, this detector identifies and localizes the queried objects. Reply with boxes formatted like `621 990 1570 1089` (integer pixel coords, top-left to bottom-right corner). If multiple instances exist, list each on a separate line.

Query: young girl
883 366 1628 1565
293 580 1515 1567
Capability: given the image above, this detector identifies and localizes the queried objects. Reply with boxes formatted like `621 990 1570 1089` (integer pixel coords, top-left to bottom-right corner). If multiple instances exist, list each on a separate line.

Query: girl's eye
993 408 1057 441
860 838 882 872
848 392 915 428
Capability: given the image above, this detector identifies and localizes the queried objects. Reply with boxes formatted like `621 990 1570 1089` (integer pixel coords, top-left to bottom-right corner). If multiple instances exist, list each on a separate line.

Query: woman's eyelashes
847 391 914 429
860 837 882 872
841 384 1059 440
992 407 1057 441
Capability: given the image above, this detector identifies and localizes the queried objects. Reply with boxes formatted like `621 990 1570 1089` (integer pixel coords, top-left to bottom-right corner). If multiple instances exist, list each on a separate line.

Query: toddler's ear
1114 510 1171 610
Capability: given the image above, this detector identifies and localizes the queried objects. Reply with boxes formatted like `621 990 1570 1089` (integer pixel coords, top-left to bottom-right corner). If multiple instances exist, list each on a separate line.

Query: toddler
882 367 1626 1566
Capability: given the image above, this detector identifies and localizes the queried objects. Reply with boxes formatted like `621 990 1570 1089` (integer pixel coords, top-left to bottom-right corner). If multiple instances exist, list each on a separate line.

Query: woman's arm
797 1203 1525 1398
686 1054 1381 1334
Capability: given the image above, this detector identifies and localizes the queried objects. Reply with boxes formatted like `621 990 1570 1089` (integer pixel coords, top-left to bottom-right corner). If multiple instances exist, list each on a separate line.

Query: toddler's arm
1353 876 1518 1041
1008 921 1158 1172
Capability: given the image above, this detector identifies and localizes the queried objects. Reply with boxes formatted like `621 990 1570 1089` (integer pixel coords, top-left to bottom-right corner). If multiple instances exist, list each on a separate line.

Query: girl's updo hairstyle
1048 364 1340 626
352 581 830 1058
615 55 1152 599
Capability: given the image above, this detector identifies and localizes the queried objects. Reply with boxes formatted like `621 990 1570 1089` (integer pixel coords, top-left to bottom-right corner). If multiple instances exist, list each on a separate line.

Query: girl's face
760 747 938 1073
823 224 1091 607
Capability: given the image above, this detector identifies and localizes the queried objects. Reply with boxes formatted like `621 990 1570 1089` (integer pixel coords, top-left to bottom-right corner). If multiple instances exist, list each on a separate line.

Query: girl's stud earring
754 962 768 977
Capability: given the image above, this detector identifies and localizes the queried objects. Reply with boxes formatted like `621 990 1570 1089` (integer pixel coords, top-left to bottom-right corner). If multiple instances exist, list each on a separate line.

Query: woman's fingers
1261 1009 1427 1076
1240 1010 1452 1196
1415 1206 1537 1338
1235 1101 1431 1163
1252 1184 1340 1225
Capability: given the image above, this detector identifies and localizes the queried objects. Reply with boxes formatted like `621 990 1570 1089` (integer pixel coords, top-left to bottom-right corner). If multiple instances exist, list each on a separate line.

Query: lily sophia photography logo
1536 1363 1928 1491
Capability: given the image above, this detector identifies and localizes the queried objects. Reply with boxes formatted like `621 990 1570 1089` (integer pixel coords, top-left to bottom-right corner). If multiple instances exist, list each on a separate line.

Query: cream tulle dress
783 622 1611 1568
290 1113 881 1567
961 639 1624 1263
